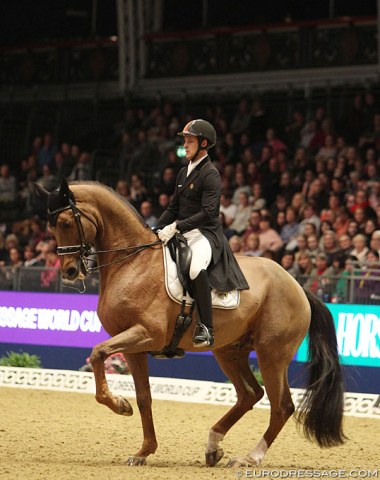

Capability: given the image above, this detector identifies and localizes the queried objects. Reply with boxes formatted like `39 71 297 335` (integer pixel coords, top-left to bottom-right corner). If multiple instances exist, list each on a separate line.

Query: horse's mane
69 180 149 229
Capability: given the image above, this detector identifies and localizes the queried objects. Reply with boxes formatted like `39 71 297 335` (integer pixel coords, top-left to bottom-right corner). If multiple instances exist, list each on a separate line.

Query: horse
34 178 345 468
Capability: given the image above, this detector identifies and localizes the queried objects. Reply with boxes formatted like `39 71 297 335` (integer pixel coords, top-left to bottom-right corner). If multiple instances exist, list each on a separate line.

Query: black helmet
177 119 216 149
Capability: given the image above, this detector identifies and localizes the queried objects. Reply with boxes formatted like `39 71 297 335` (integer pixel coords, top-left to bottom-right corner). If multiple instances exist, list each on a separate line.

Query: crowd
0 91 379 301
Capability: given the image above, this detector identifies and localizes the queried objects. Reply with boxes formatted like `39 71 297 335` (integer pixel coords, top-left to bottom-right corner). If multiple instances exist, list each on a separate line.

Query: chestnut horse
35 179 345 468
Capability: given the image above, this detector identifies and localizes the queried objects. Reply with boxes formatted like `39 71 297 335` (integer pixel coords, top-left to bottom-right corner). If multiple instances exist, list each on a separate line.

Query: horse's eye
62 220 71 229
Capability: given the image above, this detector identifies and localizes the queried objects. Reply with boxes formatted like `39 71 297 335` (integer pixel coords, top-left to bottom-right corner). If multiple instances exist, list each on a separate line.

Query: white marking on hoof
126 456 147 466
206 430 224 453
247 437 268 466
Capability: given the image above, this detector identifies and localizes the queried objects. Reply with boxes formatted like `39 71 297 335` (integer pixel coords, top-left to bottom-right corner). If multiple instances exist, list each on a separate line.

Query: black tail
296 288 346 447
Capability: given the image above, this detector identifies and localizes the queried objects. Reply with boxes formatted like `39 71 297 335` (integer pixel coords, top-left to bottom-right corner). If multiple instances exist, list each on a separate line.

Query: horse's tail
296 288 346 447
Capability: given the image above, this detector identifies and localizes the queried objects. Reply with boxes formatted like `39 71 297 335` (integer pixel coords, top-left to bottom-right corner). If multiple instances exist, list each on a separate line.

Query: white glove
158 222 178 245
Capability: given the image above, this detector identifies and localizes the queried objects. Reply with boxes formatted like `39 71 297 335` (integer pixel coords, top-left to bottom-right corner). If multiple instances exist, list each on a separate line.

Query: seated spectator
220 191 237 228
295 252 316 288
258 215 283 255
320 230 340 265
363 218 377 243
333 255 356 304
115 179 131 203
35 164 59 192
224 192 252 239
231 171 251 205
332 207 351 239
280 206 300 247
249 182 266 211
350 233 369 265
298 202 321 236
129 173 148 210
229 235 243 254
23 244 44 267
0 164 17 204
139 200 157 228
355 249 380 304
242 233 262 257
306 234 321 263
68 152 92 181
347 220 360 239
40 249 60 289
370 230 380 256
280 251 298 278
337 234 354 257
292 234 308 261
37 133 58 172
308 253 331 299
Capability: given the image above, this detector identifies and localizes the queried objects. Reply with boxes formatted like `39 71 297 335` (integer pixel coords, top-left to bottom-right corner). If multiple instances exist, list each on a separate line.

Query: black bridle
48 199 161 274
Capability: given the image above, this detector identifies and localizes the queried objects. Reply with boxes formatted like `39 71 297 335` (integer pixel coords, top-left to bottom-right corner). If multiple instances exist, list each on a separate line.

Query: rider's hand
158 222 178 245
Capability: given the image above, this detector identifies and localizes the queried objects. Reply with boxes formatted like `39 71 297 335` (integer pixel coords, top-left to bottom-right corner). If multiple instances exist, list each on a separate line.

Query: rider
156 119 249 347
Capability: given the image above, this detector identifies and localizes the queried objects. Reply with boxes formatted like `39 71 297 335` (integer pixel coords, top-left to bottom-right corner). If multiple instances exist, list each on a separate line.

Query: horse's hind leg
228 353 294 468
206 345 264 467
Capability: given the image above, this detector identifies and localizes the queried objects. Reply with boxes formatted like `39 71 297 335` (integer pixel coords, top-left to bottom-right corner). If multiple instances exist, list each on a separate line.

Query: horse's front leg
123 352 157 466
90 325 161 465
90 323 161 418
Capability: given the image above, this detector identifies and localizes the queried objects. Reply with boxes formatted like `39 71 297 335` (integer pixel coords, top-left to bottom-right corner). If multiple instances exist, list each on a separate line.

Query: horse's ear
33 183 50 206
59 177 71 196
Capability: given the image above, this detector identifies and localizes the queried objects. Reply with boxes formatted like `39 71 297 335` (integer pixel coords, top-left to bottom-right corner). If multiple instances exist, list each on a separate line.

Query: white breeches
183 229 212 280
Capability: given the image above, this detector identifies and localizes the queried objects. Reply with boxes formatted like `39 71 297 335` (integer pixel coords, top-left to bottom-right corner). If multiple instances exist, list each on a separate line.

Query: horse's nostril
66 267 78 278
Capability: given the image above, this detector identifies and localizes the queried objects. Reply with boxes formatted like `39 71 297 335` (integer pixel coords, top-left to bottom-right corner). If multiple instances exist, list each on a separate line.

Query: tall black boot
192 269 214 348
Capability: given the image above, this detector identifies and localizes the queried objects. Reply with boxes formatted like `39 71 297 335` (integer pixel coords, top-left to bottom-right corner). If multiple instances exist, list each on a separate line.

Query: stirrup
193 324 214 348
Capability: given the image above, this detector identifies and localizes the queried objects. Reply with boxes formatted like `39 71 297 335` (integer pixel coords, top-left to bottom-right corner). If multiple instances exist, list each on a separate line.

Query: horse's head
34 178 97 281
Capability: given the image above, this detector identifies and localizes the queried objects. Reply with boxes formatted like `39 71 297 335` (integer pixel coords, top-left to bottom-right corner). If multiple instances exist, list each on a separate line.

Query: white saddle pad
163 246 240 309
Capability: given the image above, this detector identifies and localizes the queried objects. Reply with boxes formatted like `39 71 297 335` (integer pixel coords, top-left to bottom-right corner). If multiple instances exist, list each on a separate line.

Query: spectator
295 252 316 288
229 235 243 254
298 202 321 236
308 252 331 298
337 234 354 257
355 249 380 304
333 256 356 303
139 200 157 228
350 233 369 265
320 230 340 265
68 152 92 181
115 179 131 203
0 164 17 204
35 164 59 192
280 251 298 278
23 244 44 267
37 133 58 171
242 233 262 257
129 173 148 210
258 215 283 255
224 192 252 239
249 183 266 211
40 249 60 289
370 230 380 256
220 191 237 228
306 234 321 263
280 206 300 248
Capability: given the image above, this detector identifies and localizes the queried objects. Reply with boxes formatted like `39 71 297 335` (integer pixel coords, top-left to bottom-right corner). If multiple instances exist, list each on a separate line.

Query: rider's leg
186 231 213 347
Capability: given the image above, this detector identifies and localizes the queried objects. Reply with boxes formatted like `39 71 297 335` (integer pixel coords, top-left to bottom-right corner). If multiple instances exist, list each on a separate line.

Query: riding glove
158 222 179 245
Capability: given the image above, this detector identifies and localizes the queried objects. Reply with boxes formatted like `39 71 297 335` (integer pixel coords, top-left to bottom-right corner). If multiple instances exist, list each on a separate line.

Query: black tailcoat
157 156 249 291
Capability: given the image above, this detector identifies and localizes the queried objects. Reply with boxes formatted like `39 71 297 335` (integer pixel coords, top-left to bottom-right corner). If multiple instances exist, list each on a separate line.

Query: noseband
48 199 160 274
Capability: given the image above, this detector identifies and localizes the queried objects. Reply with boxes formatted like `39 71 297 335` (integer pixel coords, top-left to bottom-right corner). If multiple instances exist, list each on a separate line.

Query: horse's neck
94 198 152 251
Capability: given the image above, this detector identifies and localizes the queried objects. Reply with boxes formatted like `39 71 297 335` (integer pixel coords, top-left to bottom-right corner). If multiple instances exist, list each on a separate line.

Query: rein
48 200 161 274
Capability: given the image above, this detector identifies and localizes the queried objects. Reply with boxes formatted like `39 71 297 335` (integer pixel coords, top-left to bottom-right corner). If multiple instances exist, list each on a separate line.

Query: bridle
48 199 161 274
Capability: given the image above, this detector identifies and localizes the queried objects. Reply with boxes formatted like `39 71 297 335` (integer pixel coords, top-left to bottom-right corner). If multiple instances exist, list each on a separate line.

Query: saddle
150 233 194 360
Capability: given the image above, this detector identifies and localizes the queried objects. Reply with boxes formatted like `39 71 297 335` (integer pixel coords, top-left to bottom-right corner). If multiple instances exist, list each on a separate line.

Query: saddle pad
163 246 240 309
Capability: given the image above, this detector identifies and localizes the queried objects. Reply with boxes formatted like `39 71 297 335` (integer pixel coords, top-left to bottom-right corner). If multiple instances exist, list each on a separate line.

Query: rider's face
183 135 199 161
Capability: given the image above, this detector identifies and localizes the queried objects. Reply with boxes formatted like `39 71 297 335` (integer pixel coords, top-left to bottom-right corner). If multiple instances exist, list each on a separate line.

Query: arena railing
0 265 379 305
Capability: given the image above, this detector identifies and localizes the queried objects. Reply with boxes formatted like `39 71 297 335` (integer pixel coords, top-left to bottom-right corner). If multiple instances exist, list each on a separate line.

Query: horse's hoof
126 456 147 466
205 448 224 467
118 396 133 416
227 456 255 468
